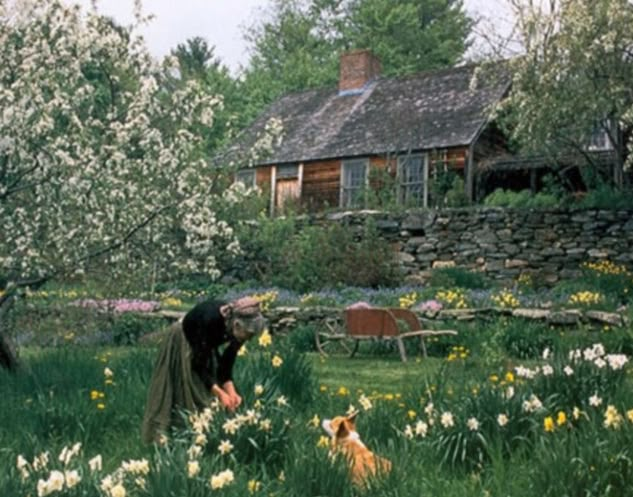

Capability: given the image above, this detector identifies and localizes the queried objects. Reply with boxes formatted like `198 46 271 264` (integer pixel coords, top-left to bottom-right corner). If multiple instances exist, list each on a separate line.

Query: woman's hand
212 384 237 411
222 381 242 410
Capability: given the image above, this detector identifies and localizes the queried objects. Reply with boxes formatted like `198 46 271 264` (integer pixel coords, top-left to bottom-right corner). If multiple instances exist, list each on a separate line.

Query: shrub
483 188 559 208
429 267 491 289
239 216 401 292
578 184 633 210
107 314 164 345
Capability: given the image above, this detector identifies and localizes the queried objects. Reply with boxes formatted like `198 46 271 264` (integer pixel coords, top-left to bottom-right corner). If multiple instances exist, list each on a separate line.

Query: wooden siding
430 147 468 170
302 159 341 211
256 166 272 189
254 148 469 213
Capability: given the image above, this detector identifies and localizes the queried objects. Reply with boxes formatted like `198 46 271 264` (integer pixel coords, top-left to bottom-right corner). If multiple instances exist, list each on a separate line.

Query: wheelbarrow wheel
315 319 358 357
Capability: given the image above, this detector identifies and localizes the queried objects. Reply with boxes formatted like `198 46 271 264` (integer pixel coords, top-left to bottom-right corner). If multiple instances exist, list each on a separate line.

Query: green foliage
429 167 469 208
107 314 161 345
236 338 317 409
239 216 402 292
527 420 633 497
530 344 629 409
549 260 633 307
2 327 633 497
578 184 633 210
428 267 491 289
283 440 353 497
483 188 560 209
241 0 473 117
365 167 400 211
345 0 473 77
285 324 318 353
495 0 633 181
498 319 558 360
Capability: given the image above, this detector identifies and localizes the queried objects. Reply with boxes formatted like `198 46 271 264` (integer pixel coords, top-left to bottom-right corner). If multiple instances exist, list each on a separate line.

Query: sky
73 0 516 75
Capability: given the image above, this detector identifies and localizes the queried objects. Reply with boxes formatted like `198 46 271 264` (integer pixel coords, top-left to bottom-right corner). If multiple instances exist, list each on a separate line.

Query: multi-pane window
587 120 613 151
235 169 256 188
398 154 426 207
341 159 368 208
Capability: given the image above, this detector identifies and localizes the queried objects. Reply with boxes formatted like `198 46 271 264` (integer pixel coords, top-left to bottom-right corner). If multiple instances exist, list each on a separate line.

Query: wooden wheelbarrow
315 307 458 362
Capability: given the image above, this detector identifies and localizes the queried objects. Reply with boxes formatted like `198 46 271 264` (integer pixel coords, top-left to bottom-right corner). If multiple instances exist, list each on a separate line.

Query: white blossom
589 393 603 407
466 417 480 431
440 411 455 428
0 0 278 291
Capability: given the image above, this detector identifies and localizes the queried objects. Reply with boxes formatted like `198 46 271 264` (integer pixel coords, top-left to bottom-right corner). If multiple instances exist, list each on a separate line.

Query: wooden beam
466 143 475 203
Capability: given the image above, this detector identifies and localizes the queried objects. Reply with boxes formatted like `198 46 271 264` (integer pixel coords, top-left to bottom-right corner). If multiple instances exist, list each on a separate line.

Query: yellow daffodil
248 480 262 494
258 330 272 348
317 436 330 448
544 416 555 432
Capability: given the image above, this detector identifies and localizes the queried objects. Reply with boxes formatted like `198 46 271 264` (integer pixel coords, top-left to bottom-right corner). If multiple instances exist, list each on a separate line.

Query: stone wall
318 207 633 285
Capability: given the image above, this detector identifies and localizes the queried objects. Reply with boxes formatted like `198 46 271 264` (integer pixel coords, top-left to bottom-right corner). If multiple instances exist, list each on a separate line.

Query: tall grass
2 324 633 497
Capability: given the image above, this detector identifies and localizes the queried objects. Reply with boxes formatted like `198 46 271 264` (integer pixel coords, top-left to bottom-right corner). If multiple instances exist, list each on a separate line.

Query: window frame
276 164 300 179
397 153 428 207
235 169 256 188
587 119 614 151
340 158 369 208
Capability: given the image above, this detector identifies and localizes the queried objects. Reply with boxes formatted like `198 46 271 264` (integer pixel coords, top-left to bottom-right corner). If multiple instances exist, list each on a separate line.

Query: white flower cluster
0 0 256 286
514 343 628 380
569 343 629 370
100 458 150 497
16 444 102 497
522 394 544 413
209 469 235 490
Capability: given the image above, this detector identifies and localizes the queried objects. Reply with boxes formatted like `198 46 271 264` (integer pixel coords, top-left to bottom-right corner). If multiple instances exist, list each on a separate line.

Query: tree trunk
0 293 19 371
0 332 18 371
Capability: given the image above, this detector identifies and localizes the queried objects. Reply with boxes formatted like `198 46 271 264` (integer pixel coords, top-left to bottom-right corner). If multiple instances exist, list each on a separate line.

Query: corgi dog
322 412 392 486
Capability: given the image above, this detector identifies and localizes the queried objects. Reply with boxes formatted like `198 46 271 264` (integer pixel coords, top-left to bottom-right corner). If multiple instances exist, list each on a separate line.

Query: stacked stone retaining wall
315 207 633 285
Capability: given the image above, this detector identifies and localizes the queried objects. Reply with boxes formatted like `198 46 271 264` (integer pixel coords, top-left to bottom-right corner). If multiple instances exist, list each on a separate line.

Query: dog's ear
336 419 350 439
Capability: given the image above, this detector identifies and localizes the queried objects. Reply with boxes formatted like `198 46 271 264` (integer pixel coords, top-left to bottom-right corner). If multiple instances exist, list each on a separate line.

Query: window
587 120 614 151
276 164 299 179
341 159 368 208
235 169 256 188
398 154 427 207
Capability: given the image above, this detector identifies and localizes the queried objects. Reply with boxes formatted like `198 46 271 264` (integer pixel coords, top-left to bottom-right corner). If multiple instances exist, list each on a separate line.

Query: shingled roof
226 62 510 166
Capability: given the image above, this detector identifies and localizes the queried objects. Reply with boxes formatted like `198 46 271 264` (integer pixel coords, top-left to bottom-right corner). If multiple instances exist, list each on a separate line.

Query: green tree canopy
241 0 473 114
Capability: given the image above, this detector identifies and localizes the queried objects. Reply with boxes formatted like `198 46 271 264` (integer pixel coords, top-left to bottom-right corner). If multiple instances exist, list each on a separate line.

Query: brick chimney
338 49 382 92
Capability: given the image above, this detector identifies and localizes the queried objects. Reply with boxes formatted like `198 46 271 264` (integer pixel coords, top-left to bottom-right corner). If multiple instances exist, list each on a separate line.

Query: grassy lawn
309 352 442 394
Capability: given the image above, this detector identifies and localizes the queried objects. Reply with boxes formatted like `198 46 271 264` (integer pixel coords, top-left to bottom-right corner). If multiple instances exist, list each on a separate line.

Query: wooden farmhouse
225 49 514 213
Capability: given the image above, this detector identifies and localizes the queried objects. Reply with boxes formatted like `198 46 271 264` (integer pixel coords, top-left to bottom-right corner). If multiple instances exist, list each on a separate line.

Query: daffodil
258 329 272 347
187 460 200 478
248 479 262 494
218 440 234 455
317 435 330 448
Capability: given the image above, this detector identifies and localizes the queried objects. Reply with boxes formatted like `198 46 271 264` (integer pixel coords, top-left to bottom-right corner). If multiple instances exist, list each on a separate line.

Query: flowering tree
0 0 275 368
496 0 633 186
